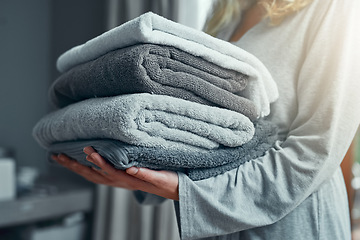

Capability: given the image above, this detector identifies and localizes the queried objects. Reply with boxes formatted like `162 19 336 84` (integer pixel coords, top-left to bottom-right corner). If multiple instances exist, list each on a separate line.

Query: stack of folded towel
33 12 279 181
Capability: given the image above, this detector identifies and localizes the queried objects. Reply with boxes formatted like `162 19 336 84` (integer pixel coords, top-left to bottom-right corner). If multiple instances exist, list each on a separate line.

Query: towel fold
47 119 277 181
32 93 255 150
56 12 278 118
50 44 257 120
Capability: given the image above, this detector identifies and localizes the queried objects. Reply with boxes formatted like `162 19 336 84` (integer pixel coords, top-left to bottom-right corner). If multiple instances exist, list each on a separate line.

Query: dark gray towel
50 43 258 120
47 119 278 181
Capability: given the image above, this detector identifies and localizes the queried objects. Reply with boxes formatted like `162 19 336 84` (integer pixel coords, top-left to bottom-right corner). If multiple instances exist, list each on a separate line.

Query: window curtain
106 0 214 30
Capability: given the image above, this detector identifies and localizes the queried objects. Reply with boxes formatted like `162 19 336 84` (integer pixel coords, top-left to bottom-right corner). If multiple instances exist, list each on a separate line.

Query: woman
53 0 360 239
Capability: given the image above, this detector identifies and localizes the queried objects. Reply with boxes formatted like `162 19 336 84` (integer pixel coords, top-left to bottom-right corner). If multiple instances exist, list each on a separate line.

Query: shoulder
295 0 359 45
305 0 359 22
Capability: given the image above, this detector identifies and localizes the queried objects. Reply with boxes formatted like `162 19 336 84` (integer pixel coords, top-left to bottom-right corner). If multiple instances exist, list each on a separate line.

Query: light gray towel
46 119 278 181
56 12 278 118
32 93 255 150
50 43 257 120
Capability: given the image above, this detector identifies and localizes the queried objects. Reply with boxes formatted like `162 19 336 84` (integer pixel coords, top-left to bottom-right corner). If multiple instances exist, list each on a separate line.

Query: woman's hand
51 147 179 200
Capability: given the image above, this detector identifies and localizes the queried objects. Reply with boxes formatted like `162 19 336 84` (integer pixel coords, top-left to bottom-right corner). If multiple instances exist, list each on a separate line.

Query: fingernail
127 167 139 175
57 154 64 162
86 155 93 163
89 153 100 164
83 147 92 154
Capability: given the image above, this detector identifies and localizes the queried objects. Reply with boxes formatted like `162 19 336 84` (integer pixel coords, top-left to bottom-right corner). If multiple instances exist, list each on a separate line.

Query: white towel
56 12 278 118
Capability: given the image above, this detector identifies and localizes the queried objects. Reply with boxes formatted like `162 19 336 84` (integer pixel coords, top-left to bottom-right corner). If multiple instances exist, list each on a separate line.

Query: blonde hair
205 0 313 36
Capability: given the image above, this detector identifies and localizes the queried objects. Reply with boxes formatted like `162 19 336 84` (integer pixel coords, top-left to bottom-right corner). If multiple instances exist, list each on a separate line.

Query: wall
0 0 51 173
0 0 106 174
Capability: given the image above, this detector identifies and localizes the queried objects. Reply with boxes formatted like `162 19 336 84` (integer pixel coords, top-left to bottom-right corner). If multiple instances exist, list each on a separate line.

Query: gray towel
56 12 278 118
50 44 257 120
47 119 278 181
32 93 255 150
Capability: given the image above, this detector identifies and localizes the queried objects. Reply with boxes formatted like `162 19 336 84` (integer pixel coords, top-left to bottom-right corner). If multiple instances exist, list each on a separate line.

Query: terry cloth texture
47 119 278 181
32 93 255 150
56 12 278 118
50 44 257 120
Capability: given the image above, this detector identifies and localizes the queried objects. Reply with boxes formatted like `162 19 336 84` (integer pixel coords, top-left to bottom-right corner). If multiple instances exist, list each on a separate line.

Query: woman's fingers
126 167 177 186
126 167 179 200
83 146 96 155
52 150 179 200
126 167 164 186
83 146 118 175
52 154 109 184
86 152 118 176
82 149 145 189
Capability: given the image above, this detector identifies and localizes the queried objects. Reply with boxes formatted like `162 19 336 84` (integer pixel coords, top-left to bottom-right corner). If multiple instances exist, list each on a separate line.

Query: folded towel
56 12 278 118
32 93 255 150
50 44 257 120
47 119 278 181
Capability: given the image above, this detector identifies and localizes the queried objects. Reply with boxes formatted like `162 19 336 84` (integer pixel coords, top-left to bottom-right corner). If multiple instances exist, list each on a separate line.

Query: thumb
126 167 163 185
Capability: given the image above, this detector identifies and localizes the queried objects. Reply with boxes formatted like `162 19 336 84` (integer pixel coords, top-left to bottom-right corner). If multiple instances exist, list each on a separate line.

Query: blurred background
0 0 359 240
